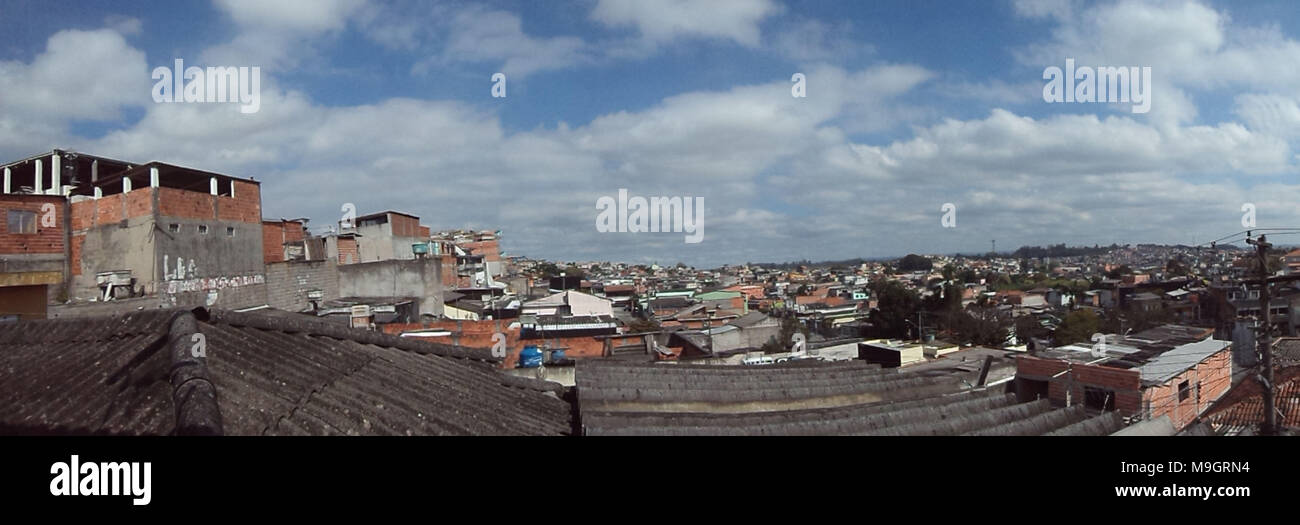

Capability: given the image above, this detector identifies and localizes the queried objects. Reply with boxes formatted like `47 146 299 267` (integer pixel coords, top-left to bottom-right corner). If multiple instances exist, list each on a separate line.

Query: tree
1165 258 1189 276
765 316 806 354
1055 309 1101 346
896 254 933 273
947 307 1008 347
867 281 920 339
1014 314 1048 346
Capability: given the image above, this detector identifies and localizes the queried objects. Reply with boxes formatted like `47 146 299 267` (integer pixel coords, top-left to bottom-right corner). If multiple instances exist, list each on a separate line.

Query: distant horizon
3 0 1298 268
517 239 1289 270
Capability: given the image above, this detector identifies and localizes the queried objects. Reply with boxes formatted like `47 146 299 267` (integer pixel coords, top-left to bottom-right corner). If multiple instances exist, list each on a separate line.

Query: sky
1 0 1299 268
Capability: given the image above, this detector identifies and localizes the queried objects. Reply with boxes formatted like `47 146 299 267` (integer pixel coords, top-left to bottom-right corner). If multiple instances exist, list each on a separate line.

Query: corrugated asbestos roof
576 360 1119 436
0 308 573 436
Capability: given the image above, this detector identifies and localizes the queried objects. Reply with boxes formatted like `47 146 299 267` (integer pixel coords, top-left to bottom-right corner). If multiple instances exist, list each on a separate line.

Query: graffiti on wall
162 274 265 295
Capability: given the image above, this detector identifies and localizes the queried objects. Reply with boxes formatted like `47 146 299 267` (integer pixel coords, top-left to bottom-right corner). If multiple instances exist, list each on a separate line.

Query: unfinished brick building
2 150 268 314
1015 325 1233 431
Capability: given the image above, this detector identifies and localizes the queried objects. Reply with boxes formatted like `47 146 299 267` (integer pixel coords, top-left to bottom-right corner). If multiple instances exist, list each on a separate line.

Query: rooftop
575 360 1121 436
0 308 572 435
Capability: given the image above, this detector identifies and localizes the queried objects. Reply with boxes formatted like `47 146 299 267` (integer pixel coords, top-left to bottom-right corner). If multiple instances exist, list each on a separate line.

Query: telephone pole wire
1246 233 1277 435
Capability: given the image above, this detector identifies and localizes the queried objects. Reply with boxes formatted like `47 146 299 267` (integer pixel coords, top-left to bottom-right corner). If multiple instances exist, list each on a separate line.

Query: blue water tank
519 345 543 368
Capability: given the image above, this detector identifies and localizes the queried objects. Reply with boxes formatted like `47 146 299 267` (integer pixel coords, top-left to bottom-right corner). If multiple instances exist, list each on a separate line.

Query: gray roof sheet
0 308 572 435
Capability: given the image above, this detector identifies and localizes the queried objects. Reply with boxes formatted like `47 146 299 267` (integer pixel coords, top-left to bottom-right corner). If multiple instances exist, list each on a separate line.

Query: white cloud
591 0 781 47
213 0 364 33
771 17 872 63
204 0 365 68
0 29 149 122
435 8 590 78
1234 94 1300 141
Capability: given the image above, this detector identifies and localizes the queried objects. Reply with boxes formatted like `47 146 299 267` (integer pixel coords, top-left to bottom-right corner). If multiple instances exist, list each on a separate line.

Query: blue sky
2 0 1300 267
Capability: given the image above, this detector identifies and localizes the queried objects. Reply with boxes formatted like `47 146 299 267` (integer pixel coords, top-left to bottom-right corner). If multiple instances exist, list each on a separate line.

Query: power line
1246 233 1279 435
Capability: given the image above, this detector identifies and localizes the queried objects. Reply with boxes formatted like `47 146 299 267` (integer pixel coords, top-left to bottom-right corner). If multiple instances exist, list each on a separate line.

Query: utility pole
1246 233 1277 435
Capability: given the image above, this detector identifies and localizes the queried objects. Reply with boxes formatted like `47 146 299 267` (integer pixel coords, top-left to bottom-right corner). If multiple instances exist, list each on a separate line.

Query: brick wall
0 195 65 254
158 187 216 219
69 235 83 276
216 181 261 223
337 236 358 265
390 213 420 238
126 189 152 219
1016 355 1144 415
462 239 500 262
264 258 339 311
1141 348 1233 430
157 181 261 225
70 190 155 230
261 220 306 264
440 253 456 286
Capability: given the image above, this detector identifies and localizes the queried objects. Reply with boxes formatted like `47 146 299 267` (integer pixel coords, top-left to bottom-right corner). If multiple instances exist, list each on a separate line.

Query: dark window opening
226 226 235 236
1178 380 1190 401
1084 386 1116 411
168 223 180 233
198 224 209 235
1017 378 1050 403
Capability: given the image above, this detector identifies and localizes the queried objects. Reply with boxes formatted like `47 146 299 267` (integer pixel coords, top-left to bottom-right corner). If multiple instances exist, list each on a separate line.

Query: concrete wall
70 214 156 301
154 217 265 309
355 216 424 262
265 258 340 312
338 257 443 316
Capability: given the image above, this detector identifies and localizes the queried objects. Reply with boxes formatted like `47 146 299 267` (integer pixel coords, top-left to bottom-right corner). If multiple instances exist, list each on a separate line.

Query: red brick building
3 150 268 313
0 193 67 319
262 219 307 264
1015 326 1232 431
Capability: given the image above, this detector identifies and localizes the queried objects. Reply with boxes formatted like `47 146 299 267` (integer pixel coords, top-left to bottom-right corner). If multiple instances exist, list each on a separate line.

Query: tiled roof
1201 365 1300 435
0 308 573 436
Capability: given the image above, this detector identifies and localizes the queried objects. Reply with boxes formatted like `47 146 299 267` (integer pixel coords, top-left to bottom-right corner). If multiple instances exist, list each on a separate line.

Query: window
6 210 36 234
198 224 209 234
1084 386 1116 411
1178 380 1190 401
168 223 180 233
226 226 235 237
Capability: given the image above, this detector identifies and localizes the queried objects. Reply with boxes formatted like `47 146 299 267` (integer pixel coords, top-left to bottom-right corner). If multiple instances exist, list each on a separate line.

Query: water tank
519 345 543 368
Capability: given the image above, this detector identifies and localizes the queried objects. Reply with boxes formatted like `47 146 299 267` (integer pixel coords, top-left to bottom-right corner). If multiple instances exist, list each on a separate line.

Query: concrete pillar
123 176 132 193
91 159 98 183
150 166 159 188
210 177 218 195
51 154 61 195
3 167 9 194
34 159 43 194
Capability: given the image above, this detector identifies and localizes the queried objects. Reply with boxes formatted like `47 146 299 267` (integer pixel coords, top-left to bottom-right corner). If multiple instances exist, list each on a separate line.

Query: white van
742 356 775 366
